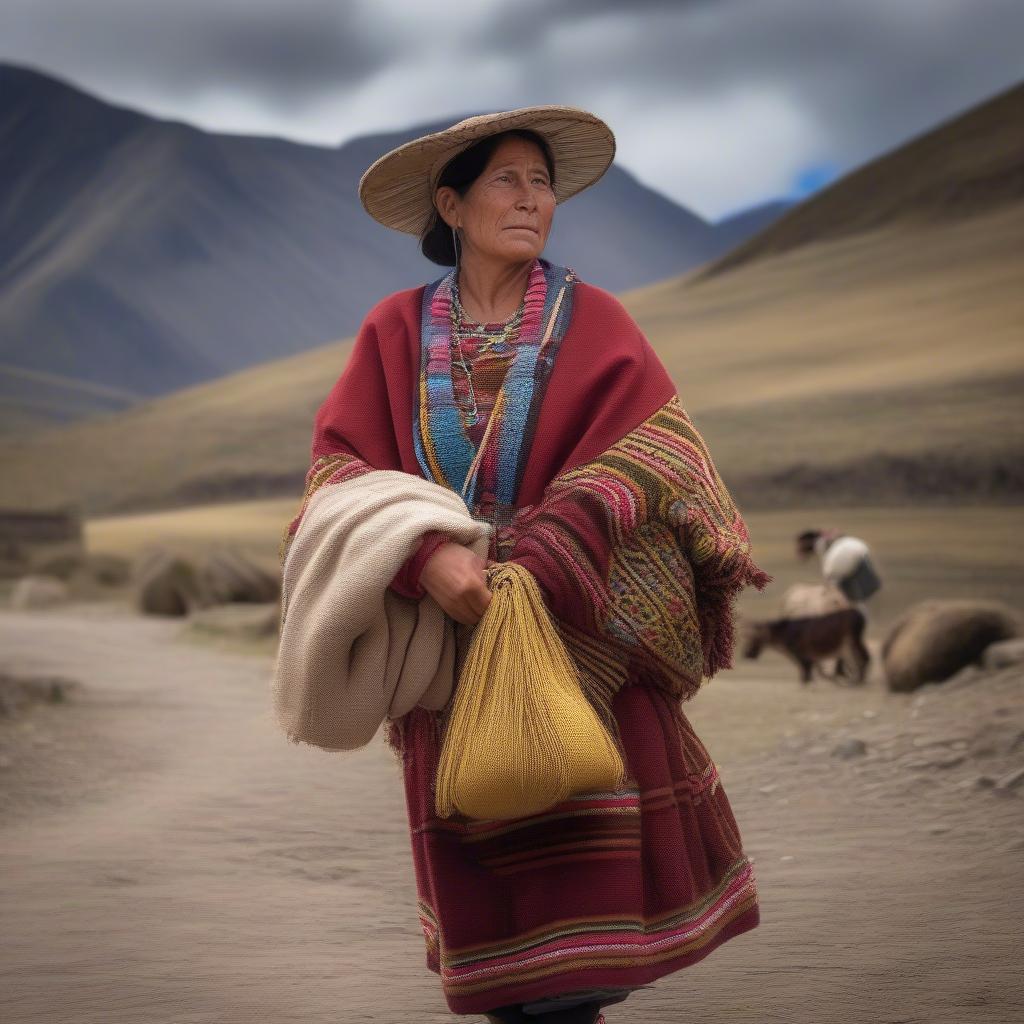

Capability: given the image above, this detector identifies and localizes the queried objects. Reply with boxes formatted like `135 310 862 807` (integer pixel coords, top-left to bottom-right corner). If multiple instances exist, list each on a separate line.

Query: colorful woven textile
413 256 567 529
279 257 772 1016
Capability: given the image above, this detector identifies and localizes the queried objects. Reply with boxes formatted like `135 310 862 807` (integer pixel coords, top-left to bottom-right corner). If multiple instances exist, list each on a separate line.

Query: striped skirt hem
423 852 760 1015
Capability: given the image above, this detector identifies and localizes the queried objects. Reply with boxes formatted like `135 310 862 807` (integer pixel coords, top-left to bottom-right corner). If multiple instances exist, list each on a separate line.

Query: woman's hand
419 543 493 626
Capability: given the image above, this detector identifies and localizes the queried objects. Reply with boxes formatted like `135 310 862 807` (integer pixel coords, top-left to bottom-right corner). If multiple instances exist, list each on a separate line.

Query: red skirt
391 678 761 1016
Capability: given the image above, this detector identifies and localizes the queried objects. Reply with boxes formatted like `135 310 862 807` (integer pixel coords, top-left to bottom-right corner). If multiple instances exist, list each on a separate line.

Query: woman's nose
515 189 537 210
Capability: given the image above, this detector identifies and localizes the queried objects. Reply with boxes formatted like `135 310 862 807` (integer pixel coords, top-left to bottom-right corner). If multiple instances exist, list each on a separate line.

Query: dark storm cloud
471 0 1024 213
1 0 1021 216
471 0 716 49
473 0 1023 164
200 12 385 96
1 1 389 108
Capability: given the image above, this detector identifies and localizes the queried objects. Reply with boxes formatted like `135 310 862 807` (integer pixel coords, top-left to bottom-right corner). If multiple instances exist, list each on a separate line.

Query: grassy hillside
4 77 1021 513
0 361 142 433
695 79 1023 279
1 196 1020 515
632 200 1024 506
83 501 1024 633
1 62 758 431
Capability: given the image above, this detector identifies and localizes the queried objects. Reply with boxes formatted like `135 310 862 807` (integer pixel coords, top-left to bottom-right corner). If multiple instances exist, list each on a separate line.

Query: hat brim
358 105 616 236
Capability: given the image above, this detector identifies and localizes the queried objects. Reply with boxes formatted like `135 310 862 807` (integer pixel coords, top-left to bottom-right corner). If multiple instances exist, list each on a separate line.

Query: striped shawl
277 264 772 764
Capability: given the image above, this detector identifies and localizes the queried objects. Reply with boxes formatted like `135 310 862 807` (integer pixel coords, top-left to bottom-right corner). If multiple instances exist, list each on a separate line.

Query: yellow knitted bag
434 560 627 821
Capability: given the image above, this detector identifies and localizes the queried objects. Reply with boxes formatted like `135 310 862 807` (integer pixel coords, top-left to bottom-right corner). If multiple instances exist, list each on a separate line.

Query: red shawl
281 276 772 760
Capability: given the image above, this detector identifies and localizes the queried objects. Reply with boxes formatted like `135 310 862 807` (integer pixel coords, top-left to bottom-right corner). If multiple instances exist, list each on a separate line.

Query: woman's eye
495 173 549 186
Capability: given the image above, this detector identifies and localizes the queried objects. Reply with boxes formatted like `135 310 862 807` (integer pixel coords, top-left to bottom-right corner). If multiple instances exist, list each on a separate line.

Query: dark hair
420 128 556 266
795 529 821 555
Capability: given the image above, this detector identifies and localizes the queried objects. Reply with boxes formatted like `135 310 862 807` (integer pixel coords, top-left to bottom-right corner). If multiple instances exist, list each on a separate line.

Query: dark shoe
484 1006 530 1024
524 1001 603 1023
485 998 603 1023
542 1001 603 1023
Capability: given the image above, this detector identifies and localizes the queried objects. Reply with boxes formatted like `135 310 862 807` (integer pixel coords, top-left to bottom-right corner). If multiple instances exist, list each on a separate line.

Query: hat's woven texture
359 105 616 235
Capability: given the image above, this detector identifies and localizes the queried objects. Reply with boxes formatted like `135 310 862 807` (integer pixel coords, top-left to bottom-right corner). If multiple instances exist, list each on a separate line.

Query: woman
796 527 882 619
280 106 772 1023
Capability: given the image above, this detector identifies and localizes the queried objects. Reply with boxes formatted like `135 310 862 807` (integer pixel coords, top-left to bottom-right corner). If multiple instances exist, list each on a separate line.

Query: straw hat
358 105 616 236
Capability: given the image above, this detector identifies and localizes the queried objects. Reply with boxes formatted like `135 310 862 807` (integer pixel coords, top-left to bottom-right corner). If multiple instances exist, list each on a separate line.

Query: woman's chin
494 238 543 261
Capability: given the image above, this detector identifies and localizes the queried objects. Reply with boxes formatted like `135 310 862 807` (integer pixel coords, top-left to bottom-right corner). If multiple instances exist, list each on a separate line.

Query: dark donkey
742 607 870 685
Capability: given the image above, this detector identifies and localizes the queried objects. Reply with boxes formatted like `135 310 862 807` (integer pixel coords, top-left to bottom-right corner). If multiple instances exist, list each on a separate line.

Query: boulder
0 670 78 716
186 601 281 640
831 737 868 759
9 574 70 609
199 548 280 605
881 598 1023 693
37 551 132 587
133 548 210 616
981 638 1024 671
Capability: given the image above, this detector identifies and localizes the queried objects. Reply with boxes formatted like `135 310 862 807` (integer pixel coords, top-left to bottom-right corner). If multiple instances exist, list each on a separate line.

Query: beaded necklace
413 257 576 538
448 281 526 427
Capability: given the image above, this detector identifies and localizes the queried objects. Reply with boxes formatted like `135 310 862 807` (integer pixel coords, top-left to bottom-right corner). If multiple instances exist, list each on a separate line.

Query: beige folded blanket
271 470 492 751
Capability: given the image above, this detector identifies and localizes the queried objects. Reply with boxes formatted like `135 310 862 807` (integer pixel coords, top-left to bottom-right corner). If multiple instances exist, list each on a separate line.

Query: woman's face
436 135 556 266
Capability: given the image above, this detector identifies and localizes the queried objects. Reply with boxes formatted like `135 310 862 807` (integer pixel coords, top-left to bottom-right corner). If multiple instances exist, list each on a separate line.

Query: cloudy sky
2 0 1021 221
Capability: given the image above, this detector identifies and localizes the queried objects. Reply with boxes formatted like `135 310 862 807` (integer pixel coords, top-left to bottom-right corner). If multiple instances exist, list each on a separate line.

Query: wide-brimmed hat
358 105 616 236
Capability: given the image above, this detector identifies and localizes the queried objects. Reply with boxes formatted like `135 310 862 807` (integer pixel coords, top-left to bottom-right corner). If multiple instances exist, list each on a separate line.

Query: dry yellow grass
1 202 1021 513
630 201 1024 412
85 497 296 576
84 499 1024 633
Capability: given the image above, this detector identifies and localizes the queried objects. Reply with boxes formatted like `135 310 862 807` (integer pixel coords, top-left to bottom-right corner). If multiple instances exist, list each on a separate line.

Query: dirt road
1 603 1021 1024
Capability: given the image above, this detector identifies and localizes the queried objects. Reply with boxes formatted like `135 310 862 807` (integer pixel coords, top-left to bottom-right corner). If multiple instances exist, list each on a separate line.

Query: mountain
2 77 1020 516
0 62 792 432
708 200 794 252
694 79 1024 281
2 197 1019 518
